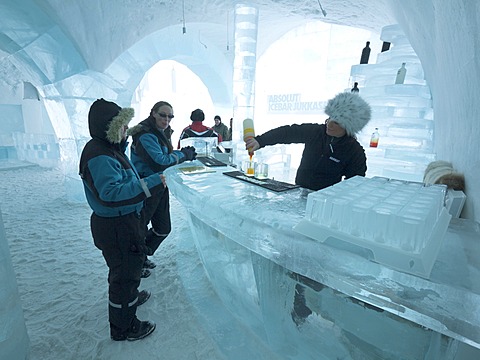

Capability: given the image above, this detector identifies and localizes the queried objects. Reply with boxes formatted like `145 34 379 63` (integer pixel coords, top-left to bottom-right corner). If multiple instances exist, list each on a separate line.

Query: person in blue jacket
128 101 196 269
79 98 165 341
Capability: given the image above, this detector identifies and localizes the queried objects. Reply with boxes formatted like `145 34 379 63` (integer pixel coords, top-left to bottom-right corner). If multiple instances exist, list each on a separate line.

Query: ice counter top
164 162 480 350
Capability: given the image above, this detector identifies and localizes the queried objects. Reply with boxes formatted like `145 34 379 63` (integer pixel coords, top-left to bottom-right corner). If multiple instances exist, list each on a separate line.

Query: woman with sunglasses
128 101 196 271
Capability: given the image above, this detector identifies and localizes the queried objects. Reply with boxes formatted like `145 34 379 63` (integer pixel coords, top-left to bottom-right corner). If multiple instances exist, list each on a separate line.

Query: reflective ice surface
165 163 480 358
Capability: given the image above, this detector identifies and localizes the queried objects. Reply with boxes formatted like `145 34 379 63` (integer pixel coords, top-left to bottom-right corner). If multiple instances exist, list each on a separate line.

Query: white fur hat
324 92 371 136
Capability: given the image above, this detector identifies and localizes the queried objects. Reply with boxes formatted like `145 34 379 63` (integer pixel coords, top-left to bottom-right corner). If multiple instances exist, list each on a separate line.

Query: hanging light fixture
317 0 327 17
182 0 186 34
226 11 230 51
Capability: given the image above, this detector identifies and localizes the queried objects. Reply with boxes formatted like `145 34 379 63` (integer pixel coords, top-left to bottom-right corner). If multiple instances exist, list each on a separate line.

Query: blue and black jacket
128 116 186 177
79 99 164 217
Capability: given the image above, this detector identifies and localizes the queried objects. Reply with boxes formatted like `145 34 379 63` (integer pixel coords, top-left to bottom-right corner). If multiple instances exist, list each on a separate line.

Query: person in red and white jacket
177 108 222 149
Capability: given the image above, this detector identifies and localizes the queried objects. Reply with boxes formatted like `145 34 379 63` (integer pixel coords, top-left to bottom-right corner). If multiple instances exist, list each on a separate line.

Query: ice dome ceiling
0 0 479 222
0 0 396 103
0 0 394 73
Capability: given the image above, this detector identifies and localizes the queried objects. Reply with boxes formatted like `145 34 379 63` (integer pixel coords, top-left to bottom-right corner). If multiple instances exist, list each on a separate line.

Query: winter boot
110 317 156 341
143 258 156 269
141 268 151 279
137 290 151 306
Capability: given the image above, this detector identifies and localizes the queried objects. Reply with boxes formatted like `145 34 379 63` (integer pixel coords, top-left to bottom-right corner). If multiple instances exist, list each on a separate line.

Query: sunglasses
158 112 174 119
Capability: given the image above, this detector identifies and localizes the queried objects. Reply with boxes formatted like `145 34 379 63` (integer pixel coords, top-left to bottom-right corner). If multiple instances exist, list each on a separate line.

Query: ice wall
0 84 60 167
0 207 30 360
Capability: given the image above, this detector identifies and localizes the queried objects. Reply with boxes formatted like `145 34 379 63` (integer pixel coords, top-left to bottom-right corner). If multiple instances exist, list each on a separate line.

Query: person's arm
139 133 185 166
343 142 367 179
87 155 164 206
253 123 319 149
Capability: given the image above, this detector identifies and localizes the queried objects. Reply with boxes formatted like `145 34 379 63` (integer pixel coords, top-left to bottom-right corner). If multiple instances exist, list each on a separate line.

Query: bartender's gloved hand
245 137 260 152
181 146 197 161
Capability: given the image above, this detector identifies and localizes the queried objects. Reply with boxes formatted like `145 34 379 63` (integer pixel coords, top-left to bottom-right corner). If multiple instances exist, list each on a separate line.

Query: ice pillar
232 4 258 163
0 207 30 359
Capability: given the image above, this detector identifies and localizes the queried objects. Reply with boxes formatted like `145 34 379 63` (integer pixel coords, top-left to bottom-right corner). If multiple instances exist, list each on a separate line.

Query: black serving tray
223 171 300 192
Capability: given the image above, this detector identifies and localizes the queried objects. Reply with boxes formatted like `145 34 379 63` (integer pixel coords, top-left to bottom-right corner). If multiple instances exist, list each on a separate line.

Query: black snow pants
91 211 146 331
143 187 171 255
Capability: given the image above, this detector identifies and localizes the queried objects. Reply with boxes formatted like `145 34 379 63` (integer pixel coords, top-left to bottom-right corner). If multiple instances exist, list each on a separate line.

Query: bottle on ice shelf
395 62 407 84
370 128 380 148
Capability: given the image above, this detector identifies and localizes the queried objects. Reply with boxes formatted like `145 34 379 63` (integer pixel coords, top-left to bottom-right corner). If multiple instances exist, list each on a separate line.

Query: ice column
232 4 259 164
0 207 30 359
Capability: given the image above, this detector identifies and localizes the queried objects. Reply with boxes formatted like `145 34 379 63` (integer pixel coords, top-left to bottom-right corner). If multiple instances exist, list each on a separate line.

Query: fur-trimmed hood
126 117 155 138
127 123 144 137
324 92 371 136
88 98 134 144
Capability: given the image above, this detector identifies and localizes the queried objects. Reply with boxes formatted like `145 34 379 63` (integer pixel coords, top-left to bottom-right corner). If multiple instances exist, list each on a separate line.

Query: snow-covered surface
0 164 225 360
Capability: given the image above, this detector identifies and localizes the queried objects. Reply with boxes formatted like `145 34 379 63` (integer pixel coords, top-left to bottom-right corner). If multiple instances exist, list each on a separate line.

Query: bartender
245 91 371 191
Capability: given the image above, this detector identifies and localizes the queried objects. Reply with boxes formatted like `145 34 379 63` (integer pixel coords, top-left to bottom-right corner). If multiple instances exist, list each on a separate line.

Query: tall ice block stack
350 24 436 181
294 176 452 278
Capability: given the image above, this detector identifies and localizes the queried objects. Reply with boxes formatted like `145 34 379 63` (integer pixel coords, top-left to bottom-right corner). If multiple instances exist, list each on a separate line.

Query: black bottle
360 41 371 64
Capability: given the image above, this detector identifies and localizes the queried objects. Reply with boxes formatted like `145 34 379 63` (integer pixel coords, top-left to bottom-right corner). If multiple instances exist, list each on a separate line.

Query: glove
181 146 197 161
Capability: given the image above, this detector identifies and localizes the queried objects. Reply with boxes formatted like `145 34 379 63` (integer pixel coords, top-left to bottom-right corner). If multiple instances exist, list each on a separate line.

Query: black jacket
256 123 367 190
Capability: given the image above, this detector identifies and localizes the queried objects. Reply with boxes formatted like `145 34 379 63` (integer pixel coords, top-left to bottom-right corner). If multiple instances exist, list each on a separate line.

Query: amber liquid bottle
370 128 380 148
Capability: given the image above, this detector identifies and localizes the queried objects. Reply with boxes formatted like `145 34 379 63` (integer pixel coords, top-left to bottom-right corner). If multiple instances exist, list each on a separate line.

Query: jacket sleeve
256 124 319 148
343 142 367 179
87 155 163 207
139 133 185 166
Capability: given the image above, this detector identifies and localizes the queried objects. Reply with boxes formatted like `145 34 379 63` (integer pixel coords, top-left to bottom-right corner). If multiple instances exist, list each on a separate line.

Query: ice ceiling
0 0 479 221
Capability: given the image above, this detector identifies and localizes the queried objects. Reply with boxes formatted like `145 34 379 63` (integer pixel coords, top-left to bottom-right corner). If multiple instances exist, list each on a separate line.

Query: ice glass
242 160 255 177
254 163 269 180
329 197 351 230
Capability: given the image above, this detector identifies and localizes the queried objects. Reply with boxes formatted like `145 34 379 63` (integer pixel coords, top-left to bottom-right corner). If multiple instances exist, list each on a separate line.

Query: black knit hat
190 109 205 122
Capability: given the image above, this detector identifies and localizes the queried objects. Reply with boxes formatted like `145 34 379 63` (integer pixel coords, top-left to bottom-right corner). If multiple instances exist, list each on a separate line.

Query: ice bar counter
164 163 480 359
